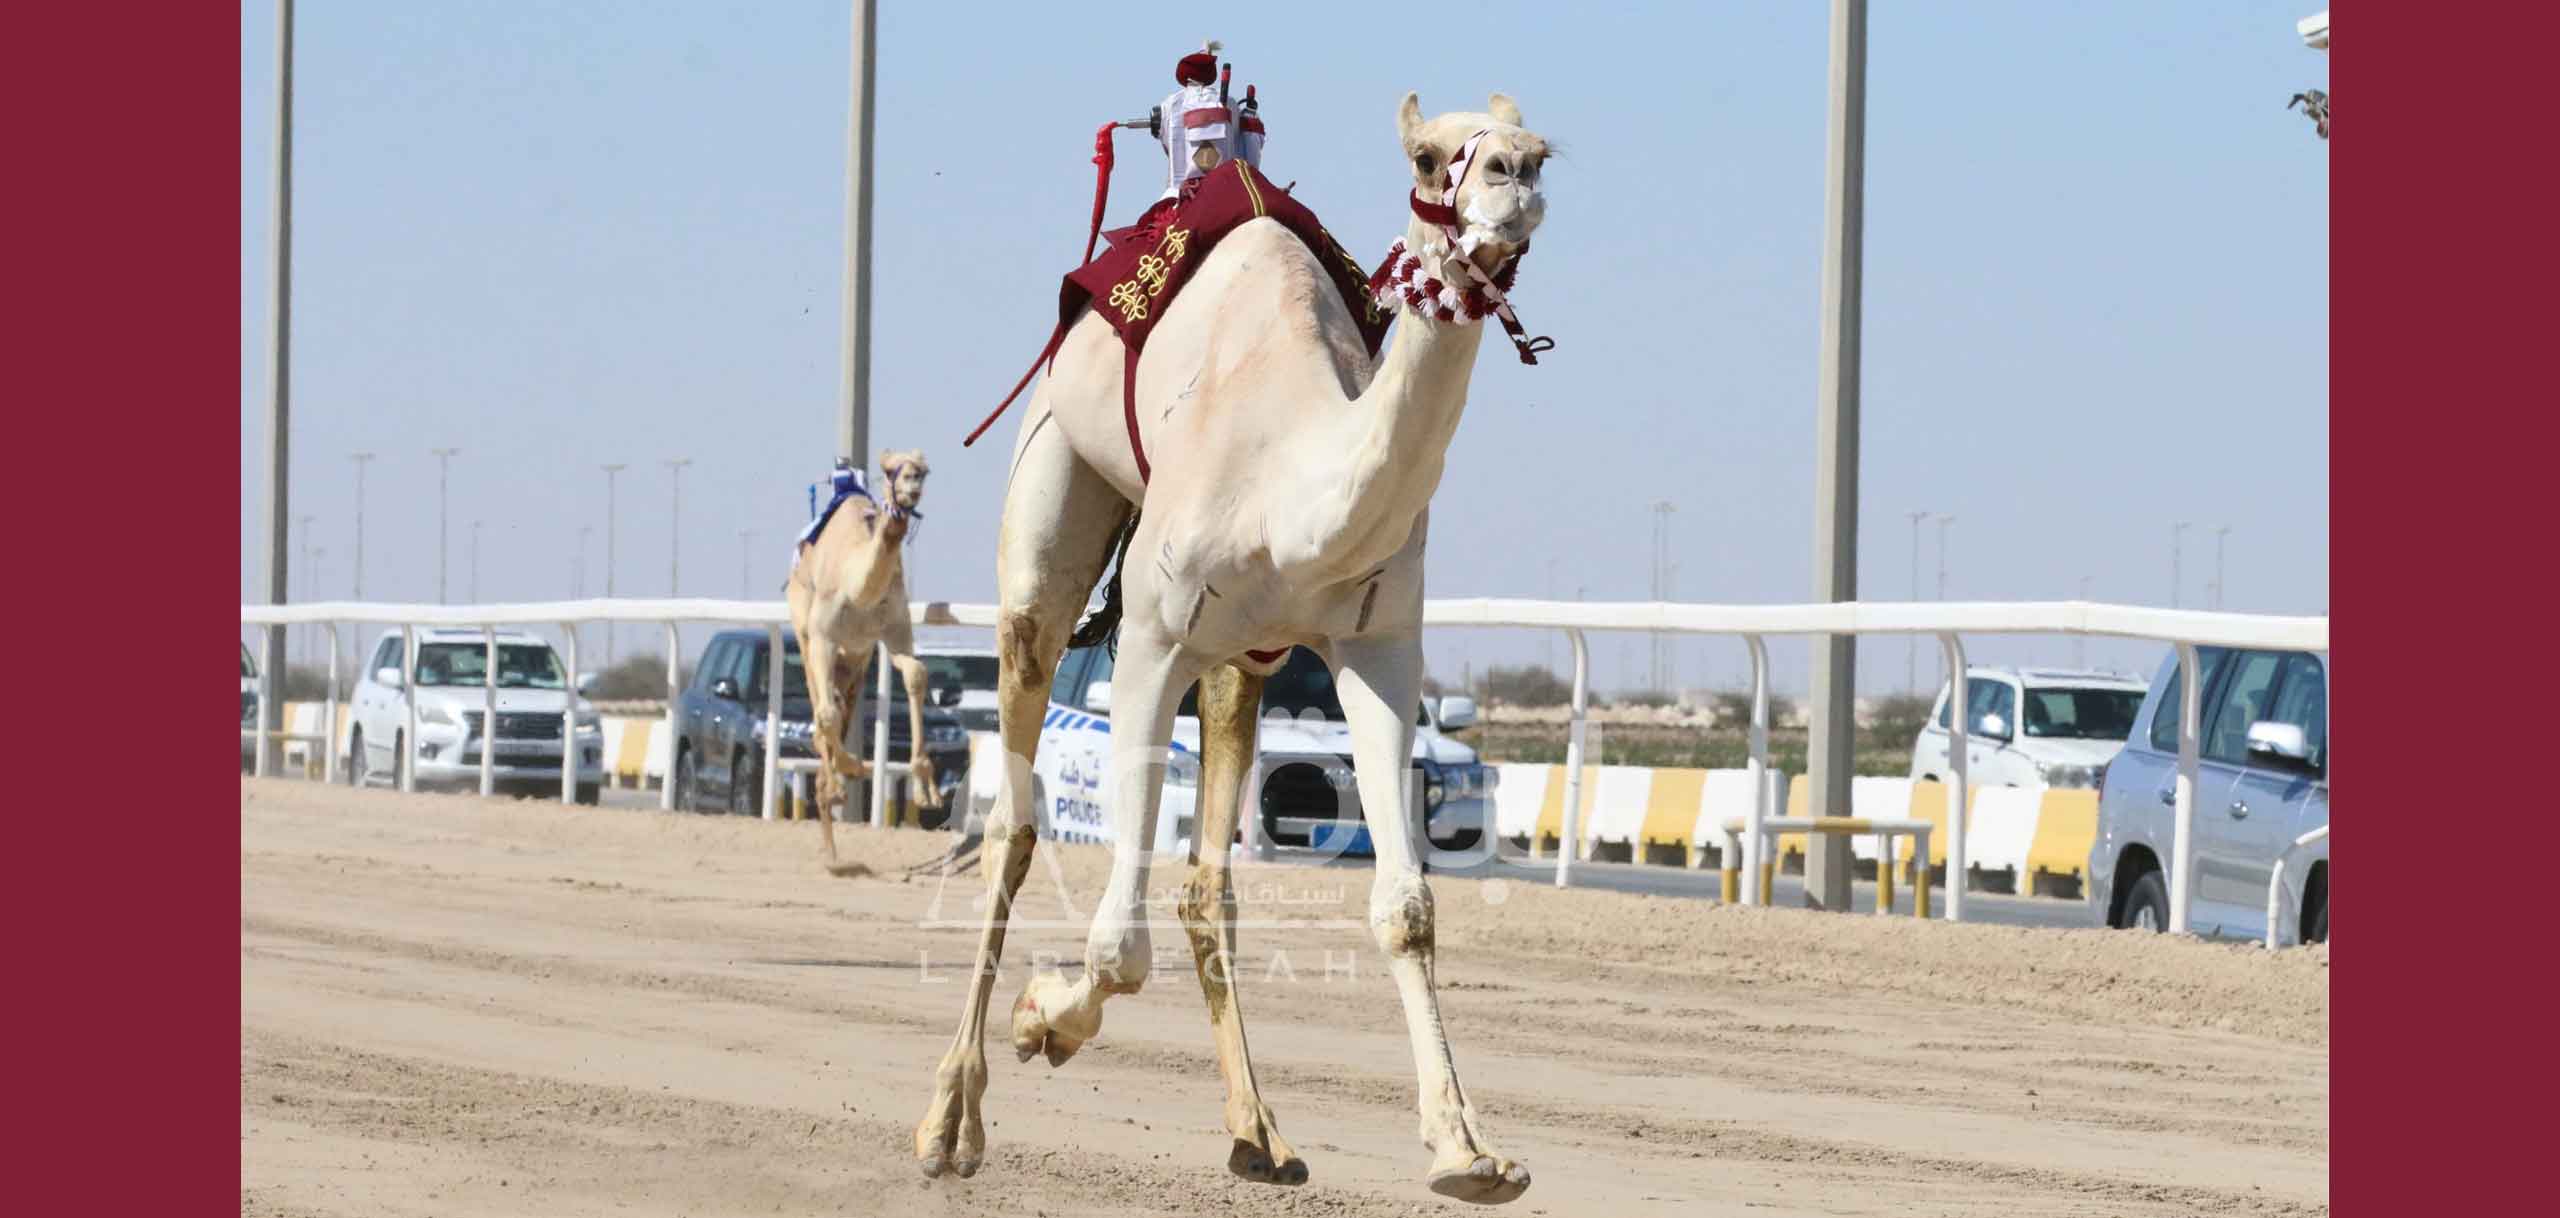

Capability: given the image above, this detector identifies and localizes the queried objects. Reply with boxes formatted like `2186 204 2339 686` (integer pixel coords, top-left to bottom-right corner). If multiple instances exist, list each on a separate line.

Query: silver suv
2088 647 2329 944
345 628 605 802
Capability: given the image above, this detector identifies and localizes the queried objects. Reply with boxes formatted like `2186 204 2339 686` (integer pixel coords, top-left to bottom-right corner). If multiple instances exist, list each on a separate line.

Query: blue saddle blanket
798 465 876 548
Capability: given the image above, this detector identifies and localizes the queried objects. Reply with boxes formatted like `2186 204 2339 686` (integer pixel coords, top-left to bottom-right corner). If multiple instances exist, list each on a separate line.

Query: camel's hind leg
916 408 1127 1180
1178 663 1308 1186
1008 615 1195 1064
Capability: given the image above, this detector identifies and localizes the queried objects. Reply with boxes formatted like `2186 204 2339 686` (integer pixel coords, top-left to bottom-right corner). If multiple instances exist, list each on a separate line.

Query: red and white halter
1368 130 1554 365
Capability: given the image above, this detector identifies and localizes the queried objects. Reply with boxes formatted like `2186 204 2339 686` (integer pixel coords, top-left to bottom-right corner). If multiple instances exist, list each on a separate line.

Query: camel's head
879 448 930 513
1398 91 1550 273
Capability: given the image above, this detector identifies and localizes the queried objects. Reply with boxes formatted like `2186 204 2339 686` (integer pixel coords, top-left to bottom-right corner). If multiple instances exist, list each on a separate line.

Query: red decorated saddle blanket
1057 161 1392 482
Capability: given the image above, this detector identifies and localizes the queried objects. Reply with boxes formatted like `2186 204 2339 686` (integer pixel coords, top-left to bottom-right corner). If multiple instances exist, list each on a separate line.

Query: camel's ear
1397 91 1423 146
1488 93 1522 126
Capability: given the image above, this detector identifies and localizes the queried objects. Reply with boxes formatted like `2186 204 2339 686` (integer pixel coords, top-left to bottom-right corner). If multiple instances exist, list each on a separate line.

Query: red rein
1080 121 1116 267
962 123 1119 450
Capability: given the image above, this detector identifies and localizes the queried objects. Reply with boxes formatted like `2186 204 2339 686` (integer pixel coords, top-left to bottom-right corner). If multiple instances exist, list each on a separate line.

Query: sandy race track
242 778 2327 1216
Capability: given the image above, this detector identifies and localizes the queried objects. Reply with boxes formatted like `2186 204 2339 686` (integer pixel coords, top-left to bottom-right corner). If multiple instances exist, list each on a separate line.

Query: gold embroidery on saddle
1107 280 1149 322
1114 226 1196 319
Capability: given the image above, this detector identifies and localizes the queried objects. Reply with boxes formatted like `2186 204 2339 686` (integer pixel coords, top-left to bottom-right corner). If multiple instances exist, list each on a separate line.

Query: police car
975 642 1493 856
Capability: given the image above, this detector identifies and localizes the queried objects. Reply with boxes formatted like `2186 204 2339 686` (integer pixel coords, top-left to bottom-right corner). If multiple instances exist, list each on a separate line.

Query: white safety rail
243 597 2324 934
1428 598 2325 931
240 599 994 827
1719 816 1934 918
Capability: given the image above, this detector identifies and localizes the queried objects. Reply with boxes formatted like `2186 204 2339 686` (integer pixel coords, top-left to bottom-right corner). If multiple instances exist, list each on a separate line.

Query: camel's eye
1413 151 1439 177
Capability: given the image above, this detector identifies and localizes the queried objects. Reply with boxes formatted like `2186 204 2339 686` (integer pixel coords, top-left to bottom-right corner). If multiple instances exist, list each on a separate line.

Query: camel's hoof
916 1058 986 1181
1010 976 1087 1066
824 859 874 879
1426 1156 1532 1205
1228 1139 1310 1186
917 1147 981 1180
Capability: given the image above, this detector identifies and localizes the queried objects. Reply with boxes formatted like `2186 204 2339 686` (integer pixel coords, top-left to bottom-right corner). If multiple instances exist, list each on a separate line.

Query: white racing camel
916 92 1552 1204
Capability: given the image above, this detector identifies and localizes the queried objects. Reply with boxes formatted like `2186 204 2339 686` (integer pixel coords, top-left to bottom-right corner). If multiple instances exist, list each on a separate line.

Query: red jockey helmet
1175 40 1220 86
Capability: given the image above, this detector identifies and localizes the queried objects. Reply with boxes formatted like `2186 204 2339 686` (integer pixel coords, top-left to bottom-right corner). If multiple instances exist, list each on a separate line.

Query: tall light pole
1935 515 1955 599
1905 510 1930 692
295 514 314 666
1934 515 1955 684
2211 524 2232 610
1805 0 1869 912
310 545 327 689
2075 575 2093 668
601 463 626 667
348 452 372 682
348 451 374 600
739 528 754 599
2171 520 2191 608
1667 560 1681 694
469 520 484 603
1647 500 1676 691
430 447 461 602
664 458 692 595
839 0 879 466
1544 557 1559 674
257 0 297 754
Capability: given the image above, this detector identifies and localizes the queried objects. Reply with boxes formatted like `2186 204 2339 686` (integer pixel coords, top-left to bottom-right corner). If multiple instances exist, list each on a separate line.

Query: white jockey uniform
1156 42 1264 202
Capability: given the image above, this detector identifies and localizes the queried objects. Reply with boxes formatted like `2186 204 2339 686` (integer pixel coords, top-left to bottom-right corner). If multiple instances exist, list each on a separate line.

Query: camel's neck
1348 298 1485 504
837 512 907 607
1277 222 1488 579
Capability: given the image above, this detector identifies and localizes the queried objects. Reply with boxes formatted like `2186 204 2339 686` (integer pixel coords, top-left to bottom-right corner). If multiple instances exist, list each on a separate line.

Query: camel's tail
1068 510 1139 651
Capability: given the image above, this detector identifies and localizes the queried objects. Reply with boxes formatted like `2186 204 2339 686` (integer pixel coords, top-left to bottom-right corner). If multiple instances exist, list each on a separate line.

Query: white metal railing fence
242 597 2324 934
241 599 995 828
2267 822 2332 950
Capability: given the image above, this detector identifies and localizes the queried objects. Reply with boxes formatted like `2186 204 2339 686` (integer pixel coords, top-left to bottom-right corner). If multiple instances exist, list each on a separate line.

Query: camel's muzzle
1462 184 1544 255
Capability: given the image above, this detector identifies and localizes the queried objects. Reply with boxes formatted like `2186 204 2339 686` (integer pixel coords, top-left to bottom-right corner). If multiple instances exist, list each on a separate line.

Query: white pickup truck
971 643 1493 857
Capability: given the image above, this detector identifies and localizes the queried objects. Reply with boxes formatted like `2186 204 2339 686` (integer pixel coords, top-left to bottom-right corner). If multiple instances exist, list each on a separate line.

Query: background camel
917 92 1548 1205
786 449 940 875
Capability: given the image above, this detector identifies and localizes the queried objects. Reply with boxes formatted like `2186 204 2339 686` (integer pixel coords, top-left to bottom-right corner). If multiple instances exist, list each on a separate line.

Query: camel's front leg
916 612 1057 1178
800 635 871 874
890 651 943 810
1013 624 1191 1066
1179 663 1308 1185
1334 633 1531 1205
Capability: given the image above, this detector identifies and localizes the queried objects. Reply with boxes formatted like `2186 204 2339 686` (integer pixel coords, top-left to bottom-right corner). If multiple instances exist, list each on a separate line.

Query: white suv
1907 667 2149 791
988 643 1493 856
345 628 604 802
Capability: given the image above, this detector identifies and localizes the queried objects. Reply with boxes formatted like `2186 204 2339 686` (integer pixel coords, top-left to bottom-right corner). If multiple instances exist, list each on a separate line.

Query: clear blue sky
240 1 2328 696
